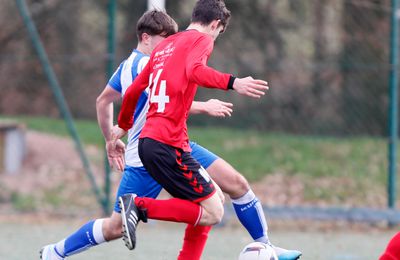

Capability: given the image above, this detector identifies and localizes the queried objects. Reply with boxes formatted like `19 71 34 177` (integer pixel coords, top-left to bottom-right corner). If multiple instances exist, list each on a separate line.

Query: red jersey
118 30 232 151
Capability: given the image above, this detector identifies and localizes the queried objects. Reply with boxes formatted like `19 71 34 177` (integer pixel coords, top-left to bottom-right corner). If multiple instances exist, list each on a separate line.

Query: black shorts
138 137 216 202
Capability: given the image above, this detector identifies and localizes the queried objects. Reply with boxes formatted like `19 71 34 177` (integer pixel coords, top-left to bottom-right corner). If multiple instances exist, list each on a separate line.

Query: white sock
55 239 65 257
93 218 106 244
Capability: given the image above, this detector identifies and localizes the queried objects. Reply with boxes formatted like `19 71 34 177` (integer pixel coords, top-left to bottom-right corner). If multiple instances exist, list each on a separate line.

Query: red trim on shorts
192 189 216 204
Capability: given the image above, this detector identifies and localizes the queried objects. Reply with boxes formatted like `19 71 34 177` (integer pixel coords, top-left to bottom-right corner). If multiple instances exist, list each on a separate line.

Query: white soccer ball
238 242 278 260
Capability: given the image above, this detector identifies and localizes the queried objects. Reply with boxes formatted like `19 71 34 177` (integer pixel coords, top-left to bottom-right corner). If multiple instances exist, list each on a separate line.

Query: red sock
135 197 202 225
177 224 212 260
380 231 400 260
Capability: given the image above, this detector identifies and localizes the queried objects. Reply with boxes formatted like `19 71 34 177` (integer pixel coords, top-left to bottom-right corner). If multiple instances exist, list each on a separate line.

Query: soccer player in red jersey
113 1 300 259
113 0 265 251
380 231 400 260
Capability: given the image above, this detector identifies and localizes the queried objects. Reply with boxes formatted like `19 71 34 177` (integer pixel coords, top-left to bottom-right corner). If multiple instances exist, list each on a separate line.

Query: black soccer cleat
119 194 147 250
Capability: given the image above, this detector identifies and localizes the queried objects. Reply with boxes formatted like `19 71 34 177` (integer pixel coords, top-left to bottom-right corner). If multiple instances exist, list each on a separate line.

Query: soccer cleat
119 194 147 250
39 244 64 260
272 245 302 260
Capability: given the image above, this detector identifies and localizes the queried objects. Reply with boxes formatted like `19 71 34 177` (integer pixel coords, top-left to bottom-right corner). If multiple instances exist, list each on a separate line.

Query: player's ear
210 20 220 31
141 33 151 44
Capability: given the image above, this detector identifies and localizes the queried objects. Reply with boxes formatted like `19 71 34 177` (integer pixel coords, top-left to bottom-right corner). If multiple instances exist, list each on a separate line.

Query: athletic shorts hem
192 189 217 203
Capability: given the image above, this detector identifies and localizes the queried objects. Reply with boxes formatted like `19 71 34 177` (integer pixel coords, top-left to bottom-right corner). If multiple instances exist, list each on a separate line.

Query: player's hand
106 139 125 171
204 99 233 117
233 76 269 98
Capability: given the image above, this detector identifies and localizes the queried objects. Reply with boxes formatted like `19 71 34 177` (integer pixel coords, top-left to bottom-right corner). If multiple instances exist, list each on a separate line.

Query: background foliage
0 0 392 136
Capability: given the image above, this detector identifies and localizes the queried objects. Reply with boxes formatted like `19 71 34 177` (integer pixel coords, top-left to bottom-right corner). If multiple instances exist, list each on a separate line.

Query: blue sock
56 219 106 257
232 190 269 243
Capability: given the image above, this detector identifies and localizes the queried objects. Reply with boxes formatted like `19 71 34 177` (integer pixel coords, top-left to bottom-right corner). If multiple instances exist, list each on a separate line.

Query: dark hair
191 0 231 33
136 10 178 41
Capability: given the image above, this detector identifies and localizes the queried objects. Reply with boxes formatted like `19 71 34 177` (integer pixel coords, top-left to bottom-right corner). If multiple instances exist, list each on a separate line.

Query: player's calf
102 213 123 240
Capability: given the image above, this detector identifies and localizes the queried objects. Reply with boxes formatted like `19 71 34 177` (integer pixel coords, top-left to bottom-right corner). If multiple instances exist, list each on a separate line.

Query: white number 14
149 69 170 113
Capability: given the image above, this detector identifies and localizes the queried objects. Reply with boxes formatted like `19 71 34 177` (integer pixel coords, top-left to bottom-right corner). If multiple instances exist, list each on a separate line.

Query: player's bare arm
96 85 120 141
190 99 233 117
96 85 126 171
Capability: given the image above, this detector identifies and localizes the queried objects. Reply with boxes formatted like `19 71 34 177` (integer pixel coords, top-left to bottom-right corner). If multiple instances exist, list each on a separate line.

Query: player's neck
186 23 208 34
136 43 151 55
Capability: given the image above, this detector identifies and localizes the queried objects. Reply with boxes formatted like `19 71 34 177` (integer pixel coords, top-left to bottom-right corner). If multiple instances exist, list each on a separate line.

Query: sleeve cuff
227 75 236 90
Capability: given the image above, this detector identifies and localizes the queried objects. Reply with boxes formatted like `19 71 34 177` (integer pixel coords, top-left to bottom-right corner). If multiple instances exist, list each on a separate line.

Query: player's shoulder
167 30 212 50
135 52 150 64
130 49 149 73
162 30 209 44
182 30 213 48
132 49 149 62
180 30 211 41
137 56 150 73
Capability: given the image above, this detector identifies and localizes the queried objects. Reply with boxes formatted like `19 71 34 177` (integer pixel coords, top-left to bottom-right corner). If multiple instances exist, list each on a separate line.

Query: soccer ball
238 242 278 260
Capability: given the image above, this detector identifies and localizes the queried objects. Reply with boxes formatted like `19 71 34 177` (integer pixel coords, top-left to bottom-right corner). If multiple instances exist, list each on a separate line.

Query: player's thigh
206 158 249 198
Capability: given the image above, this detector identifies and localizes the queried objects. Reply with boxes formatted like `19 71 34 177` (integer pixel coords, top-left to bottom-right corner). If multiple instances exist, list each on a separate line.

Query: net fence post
388 0 399 210
15 0 106 214
102 0 117 216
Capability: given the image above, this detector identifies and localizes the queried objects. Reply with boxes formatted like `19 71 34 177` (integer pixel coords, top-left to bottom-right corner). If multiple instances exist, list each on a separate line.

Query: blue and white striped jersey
108 49 150 167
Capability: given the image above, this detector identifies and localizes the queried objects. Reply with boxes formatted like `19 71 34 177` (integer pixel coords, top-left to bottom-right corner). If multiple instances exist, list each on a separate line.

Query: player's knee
227 174 250 198
204 203 224 225
236 174 250 192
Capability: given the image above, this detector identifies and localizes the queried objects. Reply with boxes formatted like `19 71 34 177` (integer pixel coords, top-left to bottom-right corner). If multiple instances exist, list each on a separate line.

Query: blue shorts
114 141 219 212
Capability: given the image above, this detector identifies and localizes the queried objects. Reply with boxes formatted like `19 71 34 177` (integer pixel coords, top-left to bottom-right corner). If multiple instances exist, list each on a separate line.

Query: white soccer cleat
239 242 278 260
39 244 64 260
272 245 302 260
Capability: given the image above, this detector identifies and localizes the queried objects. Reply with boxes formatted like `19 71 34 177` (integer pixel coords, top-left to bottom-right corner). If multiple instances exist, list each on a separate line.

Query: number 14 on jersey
149 69 170 113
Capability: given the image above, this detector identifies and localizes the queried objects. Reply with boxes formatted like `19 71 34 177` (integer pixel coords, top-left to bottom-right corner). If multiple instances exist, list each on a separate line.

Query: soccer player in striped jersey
40 6 300 260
